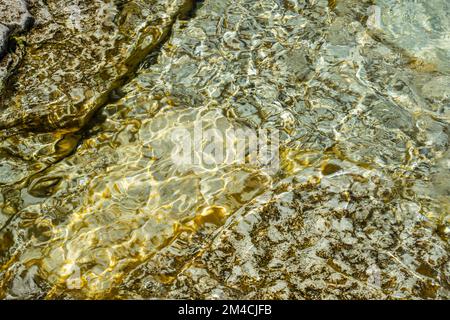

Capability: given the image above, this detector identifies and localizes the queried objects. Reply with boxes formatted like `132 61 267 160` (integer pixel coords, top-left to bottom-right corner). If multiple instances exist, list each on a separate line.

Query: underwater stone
0 24 8 56
0 0 448 300
0 0 33 55
0 0 193 131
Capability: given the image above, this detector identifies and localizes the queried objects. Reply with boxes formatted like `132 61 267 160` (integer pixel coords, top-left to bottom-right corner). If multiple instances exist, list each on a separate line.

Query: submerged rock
0 0 33 93
0 0 33 54
0 0 448 299
0 24 8 56
0 0 193 131
375 0 450 73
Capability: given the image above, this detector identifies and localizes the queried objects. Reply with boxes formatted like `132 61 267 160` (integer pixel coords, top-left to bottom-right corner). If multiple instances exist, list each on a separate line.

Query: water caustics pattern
0 0 449 299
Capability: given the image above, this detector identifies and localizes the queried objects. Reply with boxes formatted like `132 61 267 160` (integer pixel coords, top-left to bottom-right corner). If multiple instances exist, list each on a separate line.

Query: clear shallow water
0 0 448 299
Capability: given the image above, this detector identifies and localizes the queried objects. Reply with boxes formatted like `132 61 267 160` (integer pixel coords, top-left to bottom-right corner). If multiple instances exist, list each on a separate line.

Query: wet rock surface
0 0 33 52
0 0 193 130
0 0 193 199
0 0 33 93
0 0 449 299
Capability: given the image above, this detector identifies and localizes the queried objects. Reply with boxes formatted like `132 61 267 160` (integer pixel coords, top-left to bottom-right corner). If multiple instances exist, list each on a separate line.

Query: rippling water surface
0 0 449 299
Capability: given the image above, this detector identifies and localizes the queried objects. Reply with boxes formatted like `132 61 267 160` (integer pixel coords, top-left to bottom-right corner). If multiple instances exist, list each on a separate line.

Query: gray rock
0 0 193 132
0 0 33 56
0 23 8 56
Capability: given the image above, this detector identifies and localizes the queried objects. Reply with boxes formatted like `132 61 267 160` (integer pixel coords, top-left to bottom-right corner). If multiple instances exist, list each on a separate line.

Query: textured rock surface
0 0 33 93
0 0 193 195
0 0 193 131
0 24 8 55
0 0 449 299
